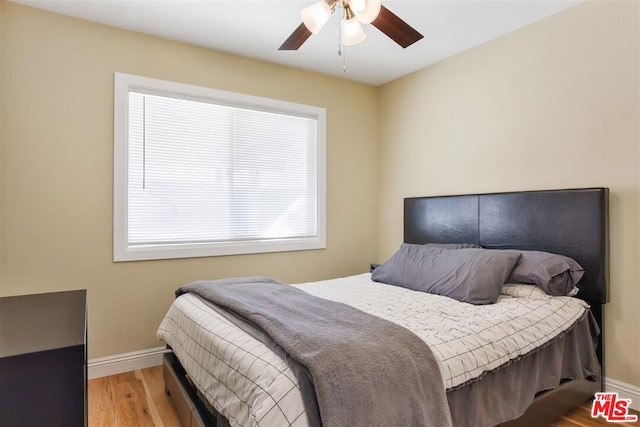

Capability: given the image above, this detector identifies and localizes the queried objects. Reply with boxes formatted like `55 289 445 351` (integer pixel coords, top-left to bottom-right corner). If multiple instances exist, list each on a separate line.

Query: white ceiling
12 0 582 86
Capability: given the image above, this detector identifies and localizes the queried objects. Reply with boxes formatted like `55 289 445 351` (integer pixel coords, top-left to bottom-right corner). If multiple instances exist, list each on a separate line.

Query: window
114 73 326 261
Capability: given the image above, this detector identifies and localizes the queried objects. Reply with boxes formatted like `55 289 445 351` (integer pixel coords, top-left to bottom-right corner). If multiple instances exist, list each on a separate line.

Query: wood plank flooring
550 403 639 427
89 367 181 427
89 368 639 426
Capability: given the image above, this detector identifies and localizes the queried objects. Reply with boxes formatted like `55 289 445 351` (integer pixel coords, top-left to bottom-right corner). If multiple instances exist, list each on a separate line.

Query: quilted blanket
176 276 452 427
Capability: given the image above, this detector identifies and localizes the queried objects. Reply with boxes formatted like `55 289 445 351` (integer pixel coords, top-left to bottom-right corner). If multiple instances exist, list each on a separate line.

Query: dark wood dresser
0 290 87 426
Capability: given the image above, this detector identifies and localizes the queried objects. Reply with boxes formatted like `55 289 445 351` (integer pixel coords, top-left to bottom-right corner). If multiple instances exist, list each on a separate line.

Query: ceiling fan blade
372 5 423 48
279 23 313 50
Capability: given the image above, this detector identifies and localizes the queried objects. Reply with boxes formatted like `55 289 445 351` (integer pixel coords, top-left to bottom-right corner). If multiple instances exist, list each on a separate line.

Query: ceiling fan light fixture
301 1 333 34
354 0 381 24
350 0 366 13
343 16 366 46
280 0 423 52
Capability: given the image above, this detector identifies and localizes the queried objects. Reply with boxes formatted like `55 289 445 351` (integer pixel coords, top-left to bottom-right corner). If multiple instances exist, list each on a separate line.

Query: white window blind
114 73 326 261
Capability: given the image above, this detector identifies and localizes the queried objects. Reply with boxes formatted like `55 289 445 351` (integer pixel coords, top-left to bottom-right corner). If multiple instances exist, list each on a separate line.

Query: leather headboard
404 188 609 305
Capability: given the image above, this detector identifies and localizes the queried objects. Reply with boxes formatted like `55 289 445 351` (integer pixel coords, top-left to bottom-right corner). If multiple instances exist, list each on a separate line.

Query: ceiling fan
279 0 423 51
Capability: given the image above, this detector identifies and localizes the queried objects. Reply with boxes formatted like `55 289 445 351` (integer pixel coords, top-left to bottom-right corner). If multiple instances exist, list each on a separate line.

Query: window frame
113 73 326 262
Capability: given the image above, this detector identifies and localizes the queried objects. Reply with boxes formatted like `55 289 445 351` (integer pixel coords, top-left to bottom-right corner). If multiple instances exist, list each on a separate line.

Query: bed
158 187 609 427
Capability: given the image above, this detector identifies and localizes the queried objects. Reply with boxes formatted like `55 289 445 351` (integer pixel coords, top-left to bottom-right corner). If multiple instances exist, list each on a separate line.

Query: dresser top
0 290 86 358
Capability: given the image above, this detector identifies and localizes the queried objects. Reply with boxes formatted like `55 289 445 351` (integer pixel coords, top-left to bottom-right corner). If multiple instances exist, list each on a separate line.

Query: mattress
157 273 592 427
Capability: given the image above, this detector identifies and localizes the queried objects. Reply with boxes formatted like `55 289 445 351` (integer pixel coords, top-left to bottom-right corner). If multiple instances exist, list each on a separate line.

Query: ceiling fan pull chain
340 3 347 73
338 2 343 57
342 46 347 73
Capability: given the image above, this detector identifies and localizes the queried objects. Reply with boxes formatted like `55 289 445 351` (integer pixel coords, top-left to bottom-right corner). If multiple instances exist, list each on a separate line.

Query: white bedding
157 273 589 427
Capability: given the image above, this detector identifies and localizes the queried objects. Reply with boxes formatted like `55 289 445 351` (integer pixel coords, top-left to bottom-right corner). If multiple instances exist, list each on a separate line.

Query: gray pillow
372 244 520 305
507 251 584 296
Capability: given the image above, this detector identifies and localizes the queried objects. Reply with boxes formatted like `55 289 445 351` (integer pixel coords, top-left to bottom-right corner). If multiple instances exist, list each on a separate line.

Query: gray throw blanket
177 277 452 427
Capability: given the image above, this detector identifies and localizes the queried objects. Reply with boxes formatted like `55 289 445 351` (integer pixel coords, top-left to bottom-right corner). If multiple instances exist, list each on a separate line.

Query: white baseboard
605 377 640 412
88 346 169 379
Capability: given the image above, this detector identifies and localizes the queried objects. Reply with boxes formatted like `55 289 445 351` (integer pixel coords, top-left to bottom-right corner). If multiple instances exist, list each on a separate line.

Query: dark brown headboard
404 188 609 305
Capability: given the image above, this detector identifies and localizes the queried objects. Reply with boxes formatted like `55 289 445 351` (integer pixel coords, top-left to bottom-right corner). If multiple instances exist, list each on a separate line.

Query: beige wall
0 3 379 358
0 1 4 283
379 0 640 387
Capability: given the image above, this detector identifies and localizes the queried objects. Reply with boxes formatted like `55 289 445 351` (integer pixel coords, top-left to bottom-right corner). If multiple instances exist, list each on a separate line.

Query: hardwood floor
88 367 182 427
89 368 639 426
550 403 639 427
